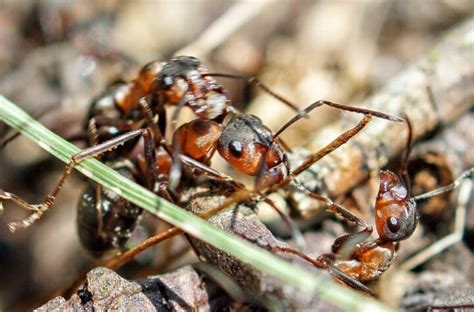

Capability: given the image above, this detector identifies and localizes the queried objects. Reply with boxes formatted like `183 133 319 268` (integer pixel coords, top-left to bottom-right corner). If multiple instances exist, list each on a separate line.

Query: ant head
375 170 417 242
218 114 282 177
156 56 208 104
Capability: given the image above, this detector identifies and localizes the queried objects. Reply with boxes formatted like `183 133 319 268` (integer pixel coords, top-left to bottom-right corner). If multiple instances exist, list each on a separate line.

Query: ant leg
305 192 372 229
277 137 292 152
260 195 306 250
422 304 474 311
323 260 376 296
399 115 413 193
168 97 189 191
105 227 183 270
64 115 148 145
270 246 375 296
287 114 373 180
259 115 373 195
90 116 142 130
304 191 374 257
87 119 105 239
1 129 152 232
179 155 240 186
141 126 159 190
138 97 169 151
179 155 304 245
203 73 301 113
274 100 402 138
140 124 176 202
412 167 473 201
153 95 168 140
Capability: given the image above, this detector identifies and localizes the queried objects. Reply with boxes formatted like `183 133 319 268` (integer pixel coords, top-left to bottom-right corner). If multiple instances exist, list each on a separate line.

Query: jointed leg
1 128 152 231
270 245 375 296
298 190 374 257
105 227 183 270
87 119 105 238
138 97 170 154
282 114 373 186
168 97 189 191
274 100 402 137
260 195 306 250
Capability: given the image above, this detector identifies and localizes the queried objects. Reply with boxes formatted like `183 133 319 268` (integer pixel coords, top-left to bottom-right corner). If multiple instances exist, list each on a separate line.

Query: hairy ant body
312 117 474 286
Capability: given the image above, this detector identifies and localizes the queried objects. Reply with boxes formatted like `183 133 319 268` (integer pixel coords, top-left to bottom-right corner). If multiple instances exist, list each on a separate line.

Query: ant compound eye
228 141 243 157
387 216 401 233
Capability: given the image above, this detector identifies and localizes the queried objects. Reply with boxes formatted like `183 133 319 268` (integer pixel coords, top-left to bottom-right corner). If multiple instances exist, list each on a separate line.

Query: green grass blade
0 95 394 311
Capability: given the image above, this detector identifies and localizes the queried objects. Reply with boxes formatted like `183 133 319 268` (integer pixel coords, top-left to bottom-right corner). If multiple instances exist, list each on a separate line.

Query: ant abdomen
77 163 143 256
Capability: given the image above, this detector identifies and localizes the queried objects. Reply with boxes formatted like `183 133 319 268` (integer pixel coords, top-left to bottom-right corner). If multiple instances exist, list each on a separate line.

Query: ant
0 83 173 255
304 117 474 289
0 56 292 252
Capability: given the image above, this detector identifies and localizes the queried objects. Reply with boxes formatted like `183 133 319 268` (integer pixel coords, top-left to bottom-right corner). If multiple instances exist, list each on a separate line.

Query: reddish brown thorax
97 56 231 121
173 119 223 165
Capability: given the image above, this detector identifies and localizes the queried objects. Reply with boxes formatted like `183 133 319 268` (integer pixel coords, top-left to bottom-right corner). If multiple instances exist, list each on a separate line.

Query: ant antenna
400 115 414 194
274 100 403 138
202 73 302 113
411 167 473 201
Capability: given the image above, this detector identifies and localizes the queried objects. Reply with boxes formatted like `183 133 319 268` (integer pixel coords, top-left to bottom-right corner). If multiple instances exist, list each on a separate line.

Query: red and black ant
299 117 474 291
231 116 470 298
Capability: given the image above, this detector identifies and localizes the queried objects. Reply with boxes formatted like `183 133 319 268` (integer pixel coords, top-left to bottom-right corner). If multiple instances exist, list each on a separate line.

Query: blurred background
0 0 472 310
